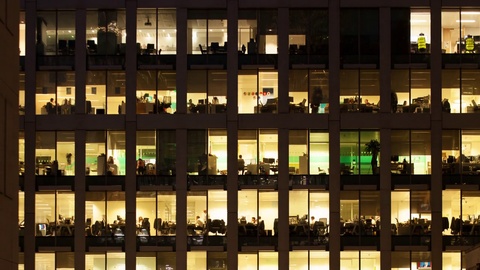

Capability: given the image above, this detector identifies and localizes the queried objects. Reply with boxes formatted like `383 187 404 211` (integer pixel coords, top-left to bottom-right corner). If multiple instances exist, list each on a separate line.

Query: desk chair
68 40 75 54
58 40 68 55
199 44 208 54
210 42 220 53
209 219 226 235
146 43 156 55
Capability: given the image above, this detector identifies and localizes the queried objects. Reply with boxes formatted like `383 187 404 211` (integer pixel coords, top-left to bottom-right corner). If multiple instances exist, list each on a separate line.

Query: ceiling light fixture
145 17 152 26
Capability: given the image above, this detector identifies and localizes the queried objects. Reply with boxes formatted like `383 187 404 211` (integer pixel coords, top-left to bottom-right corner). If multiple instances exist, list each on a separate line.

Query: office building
0 0 19 270
17 0 480 269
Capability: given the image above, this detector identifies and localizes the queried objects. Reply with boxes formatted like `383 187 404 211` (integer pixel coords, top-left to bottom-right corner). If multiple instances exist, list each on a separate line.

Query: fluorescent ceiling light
411 19 427 23
461 11 480 15
456 20 476 23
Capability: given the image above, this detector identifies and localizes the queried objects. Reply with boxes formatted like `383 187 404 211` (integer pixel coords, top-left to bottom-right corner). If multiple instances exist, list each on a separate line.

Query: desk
56 223 75 236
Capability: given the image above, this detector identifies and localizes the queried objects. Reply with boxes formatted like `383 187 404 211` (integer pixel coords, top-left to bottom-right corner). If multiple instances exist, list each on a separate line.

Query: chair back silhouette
258 220 266 236
199 44 207 54
273 218 279 236
142 218 151 235
209 219 226 235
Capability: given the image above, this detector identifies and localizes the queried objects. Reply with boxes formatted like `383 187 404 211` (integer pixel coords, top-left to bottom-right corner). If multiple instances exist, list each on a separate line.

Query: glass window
310 130 329 175
289 9 328 56
86 252 125 270
36 11 75 56
187 191 207 226
340 191 380 235
289 70 330 114
391 191 431 235
86 131 125 176
136 131 156 175
187 10 227 55
340 9 379 63
309 70 329 114
86 10 126 56
85 192 125 238
135 252 178 269
35 71 76 115
340 70 380 113
157 130 176 176
187 70 227 114
19 131 25 175
86 71 127 115
392 70 431 113
391 130 431 175
136 191 176 236
340 131 380 175
137 9 176 55
35 192 75 236
442 190 460 236
19 191 24 228
19 11 25 56
209 129 227 174
443 70 480 114
411 10 431 54
19 73 25 114
187 251 207 270
239 10 277 54
35 253 54 269
187 130 208 175
259 252 278 269
136 70 177 114
238 190 277 235
391 251 432 270
442 130 480 175
238 70 279 114
341 251 380 270
443 252 462 269
238 129 279 175
36 131 75 176
442 9 480 54
238 253 257 270
289 130 308 174
290 251 330 269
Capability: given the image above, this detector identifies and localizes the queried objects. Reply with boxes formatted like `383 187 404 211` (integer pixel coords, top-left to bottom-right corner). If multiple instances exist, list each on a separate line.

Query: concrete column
23 2 37 269
74 129 86 270
328 0 341 268
277 8 289 114
278 128 289 270
226 1 239 268
176 9 187 114
175 129 187 269
430 2 443 269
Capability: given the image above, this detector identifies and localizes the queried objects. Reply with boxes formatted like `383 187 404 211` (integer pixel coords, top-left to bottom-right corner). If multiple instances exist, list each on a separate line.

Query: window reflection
86 131 125 176
36 11 75 56
187 10 227 55
391 130 431 175
239 10 277 54
340 130 380 175
35 192 75 237
442 9 480 54
238 70 278 114
340 70 380 113
137 9 177 55
35 131 75 176
86 10 126 56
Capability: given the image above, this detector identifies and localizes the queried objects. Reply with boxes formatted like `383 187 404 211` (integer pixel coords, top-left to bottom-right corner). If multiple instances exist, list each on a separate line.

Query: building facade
0 0 19 270
18 0 480 269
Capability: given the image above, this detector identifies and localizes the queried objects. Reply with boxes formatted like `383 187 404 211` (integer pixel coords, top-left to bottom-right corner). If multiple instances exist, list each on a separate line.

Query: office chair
58 40 68 55
258 220 266 236
274 218 279 236
146 43 155 55
68 40 75 54
142 218 150 235
199 44 207 54
209 219 226 235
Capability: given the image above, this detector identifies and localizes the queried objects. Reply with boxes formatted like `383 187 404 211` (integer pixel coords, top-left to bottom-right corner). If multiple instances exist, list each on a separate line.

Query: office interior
18 4 480 270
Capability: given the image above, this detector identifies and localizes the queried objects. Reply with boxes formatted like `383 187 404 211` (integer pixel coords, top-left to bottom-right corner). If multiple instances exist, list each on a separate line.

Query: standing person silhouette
238 155 245 175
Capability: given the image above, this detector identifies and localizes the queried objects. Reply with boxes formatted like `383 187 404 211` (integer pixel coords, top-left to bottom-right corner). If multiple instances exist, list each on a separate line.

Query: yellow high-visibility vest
417 36 426 50
466 37 474 51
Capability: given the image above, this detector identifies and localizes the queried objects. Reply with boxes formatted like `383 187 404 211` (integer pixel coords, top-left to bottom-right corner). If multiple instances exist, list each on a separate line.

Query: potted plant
365 139 380 174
